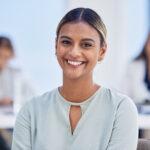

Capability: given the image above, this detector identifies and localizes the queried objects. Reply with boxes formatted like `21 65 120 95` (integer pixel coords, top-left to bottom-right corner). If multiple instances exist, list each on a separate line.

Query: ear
98 43 107 61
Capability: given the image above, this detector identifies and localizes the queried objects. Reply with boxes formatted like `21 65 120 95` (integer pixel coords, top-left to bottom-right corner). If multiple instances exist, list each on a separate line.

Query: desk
138 114 150 129
0 106 16 129
0 114 15 129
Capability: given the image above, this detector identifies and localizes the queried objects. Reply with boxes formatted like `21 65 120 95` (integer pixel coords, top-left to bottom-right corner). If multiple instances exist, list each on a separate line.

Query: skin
0 97 13 106
0 47 14 106
56 21 107 132
69 105 82 133
56 21 107 102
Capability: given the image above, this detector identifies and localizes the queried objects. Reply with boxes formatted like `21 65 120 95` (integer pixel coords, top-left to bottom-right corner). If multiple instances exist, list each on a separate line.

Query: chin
64 72 84 80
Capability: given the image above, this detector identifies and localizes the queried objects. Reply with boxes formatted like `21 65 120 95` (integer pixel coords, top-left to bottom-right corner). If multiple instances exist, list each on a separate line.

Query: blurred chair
0 133 10 150
137 139 150 150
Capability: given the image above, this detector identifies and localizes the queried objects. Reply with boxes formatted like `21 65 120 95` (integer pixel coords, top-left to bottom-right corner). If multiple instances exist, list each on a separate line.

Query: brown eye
61 40 71 46
81 42 93 48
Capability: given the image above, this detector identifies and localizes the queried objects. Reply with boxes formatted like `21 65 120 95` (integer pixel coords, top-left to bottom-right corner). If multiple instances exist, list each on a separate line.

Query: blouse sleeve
106 98 138 150
11 102 32 150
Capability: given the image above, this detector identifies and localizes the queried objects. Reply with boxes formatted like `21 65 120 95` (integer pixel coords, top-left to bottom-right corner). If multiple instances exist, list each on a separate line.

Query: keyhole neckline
56 86 103 107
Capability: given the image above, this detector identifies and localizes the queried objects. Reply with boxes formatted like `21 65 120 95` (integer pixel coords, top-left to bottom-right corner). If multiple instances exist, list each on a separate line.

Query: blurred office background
0 0 150 148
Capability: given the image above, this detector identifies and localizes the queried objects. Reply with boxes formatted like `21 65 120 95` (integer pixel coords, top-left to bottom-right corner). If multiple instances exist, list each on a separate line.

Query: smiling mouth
66 60 86 66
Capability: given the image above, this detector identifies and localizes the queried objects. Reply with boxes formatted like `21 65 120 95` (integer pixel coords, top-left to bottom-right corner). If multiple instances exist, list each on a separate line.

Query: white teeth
67 60 83 66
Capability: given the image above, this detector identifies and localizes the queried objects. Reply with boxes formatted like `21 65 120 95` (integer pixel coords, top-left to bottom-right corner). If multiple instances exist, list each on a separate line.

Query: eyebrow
59 36 95 43
59 36 72 40
81 38 95 43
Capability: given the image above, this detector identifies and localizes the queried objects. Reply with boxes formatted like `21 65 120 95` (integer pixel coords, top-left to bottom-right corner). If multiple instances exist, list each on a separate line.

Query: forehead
58 22 100 40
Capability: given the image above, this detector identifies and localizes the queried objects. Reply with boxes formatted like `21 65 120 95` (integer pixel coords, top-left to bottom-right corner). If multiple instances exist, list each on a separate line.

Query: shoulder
100 87 138 114
100 87 138 131
18 88 58 115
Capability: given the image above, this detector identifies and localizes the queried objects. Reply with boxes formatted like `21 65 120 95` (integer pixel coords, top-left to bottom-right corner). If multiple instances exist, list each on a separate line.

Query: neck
59 74 100 103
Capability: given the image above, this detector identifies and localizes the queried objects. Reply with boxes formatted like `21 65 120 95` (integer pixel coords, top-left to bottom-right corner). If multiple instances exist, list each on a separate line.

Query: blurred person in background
121 32 150 139
0 36 37 149
0 36 37 108
122 32 150 104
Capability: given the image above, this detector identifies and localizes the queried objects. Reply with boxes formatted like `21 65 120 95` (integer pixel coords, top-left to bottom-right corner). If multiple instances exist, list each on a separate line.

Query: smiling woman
56 22 105 82
12 7 138 150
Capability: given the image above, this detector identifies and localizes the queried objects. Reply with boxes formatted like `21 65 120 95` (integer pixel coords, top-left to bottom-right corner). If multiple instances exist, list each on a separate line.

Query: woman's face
56 21 106 80
0 48 13 70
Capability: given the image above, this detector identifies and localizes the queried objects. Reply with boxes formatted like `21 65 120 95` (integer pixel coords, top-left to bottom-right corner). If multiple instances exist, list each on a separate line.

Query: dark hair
135 32 150 61
56 7 107 46
0 36 14 53
135 32 150 91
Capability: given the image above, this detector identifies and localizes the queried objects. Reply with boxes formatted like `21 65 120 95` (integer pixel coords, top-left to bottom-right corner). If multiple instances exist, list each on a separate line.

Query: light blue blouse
12 87 138 150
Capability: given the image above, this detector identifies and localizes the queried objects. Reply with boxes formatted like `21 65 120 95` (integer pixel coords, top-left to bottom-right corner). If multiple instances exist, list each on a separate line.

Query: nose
68 44 81 58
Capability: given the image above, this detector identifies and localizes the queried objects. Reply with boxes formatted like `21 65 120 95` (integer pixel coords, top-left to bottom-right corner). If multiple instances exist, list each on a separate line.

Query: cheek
88 51 99 62
56 45 66 57
56 48 67 66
